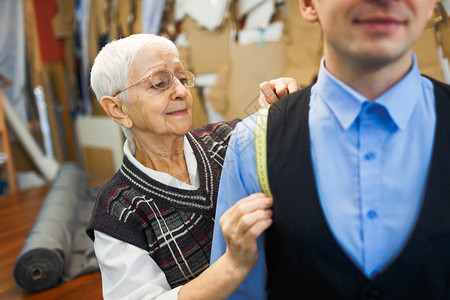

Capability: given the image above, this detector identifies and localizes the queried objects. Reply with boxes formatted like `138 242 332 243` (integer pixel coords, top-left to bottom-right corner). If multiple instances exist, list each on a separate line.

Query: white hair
90 34 179 139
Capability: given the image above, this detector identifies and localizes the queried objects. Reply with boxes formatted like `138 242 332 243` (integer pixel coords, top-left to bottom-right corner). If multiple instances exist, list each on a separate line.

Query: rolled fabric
13 248 64 292
14 163 99 292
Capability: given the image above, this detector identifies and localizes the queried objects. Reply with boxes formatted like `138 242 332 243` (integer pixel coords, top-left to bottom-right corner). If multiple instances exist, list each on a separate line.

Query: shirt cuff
157 286 182 300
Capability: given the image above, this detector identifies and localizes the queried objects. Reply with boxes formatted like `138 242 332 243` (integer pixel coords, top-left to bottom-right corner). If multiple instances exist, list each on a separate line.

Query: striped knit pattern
87 120 239 288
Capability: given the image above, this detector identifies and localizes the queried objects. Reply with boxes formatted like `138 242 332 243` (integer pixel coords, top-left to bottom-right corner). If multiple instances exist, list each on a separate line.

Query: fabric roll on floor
14 163 100 292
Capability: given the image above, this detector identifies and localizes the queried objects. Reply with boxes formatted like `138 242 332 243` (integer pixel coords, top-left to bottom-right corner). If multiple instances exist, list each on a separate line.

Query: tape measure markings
255 106 273 198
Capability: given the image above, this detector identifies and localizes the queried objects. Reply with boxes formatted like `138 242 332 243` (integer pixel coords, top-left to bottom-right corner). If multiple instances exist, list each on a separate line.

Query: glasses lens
151 70 172 90
176 71 195 88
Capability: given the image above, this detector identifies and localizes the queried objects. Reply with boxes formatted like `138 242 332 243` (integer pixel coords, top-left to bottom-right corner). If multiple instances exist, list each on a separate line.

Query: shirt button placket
359 102 383 276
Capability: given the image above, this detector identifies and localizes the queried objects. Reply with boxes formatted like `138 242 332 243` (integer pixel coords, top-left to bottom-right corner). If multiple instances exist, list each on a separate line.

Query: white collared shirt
94 136 199 300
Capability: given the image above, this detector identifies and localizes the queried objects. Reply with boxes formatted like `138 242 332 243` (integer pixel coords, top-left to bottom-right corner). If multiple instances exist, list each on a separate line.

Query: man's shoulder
271 85 312 110
422 75 450 92
268 85 313 123
423 76 450 111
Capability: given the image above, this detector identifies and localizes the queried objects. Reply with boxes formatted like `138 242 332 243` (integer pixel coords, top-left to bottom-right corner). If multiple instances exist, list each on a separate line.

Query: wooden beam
0 82 18 194
24 0 65 163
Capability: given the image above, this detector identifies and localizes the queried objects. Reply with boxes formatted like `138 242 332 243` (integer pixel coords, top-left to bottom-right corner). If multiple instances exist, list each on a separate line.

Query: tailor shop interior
0 0 450 196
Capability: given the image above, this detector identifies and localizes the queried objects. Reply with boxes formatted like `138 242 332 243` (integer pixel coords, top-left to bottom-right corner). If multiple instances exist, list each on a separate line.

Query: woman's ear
426 0 437 20
299 0 319 22
100 96 133 129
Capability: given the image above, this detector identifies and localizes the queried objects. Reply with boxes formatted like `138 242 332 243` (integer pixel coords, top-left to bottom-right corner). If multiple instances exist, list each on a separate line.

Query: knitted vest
265 79 450 299
87 120 239 288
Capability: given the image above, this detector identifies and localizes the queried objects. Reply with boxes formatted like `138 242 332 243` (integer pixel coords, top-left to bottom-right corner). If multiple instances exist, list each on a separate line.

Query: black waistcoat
265 79 450 299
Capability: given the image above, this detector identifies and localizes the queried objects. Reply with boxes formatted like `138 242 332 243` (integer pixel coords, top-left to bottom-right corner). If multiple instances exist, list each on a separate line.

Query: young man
211 0 450 299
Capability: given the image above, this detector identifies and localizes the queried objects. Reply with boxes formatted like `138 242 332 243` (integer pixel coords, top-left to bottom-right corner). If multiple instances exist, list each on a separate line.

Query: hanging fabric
0 0 28 122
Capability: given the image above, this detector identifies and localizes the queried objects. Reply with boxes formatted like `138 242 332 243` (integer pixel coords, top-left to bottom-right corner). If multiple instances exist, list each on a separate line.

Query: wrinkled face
309 0 435 67
123 47 193 139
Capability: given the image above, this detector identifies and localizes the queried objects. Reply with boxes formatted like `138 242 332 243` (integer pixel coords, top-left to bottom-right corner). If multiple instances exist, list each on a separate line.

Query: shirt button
364 152 376 161
367 210 378 219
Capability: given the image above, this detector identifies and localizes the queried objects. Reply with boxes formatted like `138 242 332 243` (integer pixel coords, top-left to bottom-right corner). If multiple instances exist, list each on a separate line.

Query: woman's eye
153 81 168 89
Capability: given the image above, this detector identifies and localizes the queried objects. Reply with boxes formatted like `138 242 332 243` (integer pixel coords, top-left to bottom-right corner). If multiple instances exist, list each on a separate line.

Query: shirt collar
123 136 199 189
315 54 423 131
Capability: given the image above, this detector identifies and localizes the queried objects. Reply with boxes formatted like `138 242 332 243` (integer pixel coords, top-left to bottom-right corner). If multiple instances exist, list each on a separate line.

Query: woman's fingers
220 193 273 269
258 77 300 106
287 79 300 94
221 212 272 268
239 209 273 239
220 193 272 229
259 82 278 105
227 207 272 240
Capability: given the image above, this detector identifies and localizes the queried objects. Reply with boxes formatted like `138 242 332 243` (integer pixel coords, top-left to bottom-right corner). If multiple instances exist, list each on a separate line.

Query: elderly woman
86 33 297 299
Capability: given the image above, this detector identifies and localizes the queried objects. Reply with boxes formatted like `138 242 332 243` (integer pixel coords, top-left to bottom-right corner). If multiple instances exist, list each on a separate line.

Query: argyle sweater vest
265 79 450 299
86 120 239 288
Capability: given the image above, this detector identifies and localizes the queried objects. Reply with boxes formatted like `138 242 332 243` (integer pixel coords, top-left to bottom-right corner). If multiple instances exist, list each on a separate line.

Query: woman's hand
179 193 272 300
259 77 299 107
219 193 273 273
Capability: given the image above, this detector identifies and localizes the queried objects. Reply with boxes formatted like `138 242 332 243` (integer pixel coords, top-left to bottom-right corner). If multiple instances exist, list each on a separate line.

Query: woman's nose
170 78 189 100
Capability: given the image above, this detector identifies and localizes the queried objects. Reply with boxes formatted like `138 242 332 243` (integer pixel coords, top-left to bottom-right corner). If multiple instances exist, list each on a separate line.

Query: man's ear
100 96 133 129
299 0 319 22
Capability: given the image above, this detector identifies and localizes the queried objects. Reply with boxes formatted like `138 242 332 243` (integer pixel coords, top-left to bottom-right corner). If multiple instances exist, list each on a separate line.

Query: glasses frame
113 69 196 97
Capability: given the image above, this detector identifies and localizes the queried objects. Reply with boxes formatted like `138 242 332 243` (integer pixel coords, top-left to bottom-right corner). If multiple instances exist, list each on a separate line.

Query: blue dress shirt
210 54 436 299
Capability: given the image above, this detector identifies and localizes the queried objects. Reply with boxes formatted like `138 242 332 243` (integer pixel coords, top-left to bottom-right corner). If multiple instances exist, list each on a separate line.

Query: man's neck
324 50 414 101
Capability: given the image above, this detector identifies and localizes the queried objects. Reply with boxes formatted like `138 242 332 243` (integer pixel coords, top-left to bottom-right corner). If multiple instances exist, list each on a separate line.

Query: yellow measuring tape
255 106 273 198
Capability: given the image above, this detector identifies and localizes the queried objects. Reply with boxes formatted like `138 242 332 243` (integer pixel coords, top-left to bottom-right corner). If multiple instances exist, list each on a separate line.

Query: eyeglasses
113 69 196 97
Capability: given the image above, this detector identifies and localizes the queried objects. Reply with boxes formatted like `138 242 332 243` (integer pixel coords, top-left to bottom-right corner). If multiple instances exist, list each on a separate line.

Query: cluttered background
0 0 449 194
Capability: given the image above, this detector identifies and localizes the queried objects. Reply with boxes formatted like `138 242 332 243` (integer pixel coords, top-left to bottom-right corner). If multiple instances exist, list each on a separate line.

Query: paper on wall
175 32 190 47
443 0 450 12
183 0 229 31
238 0 266 17
182 16 231 74
243 0 274 30
238 21 283 45
174 0 186 22
141 0 166 34
224 42 286 121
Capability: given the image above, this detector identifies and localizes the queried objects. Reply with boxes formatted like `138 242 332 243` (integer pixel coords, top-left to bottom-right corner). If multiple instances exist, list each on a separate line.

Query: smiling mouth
354 17 406 31
355 19 403 24
354 18 407 35
166 109 188 115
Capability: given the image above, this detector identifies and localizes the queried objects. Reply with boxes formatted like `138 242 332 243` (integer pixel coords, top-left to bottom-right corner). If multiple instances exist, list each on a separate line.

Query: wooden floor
0 184 103 299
